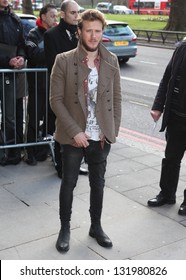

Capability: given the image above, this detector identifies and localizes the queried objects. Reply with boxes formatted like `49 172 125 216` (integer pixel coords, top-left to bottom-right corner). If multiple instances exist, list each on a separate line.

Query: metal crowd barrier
0 68 55 161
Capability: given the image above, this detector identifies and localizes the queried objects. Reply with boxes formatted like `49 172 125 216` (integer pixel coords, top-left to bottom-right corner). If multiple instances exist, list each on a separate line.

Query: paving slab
1 136 186 260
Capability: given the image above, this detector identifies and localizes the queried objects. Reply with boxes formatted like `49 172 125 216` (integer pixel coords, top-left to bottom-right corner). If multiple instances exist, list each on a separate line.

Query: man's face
42 8 58 30
78 20 103 52
61 2 80 25
0 0 9 10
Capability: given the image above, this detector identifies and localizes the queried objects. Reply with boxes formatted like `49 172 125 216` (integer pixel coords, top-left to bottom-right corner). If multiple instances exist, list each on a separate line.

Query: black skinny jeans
160 113 186 199
59 141 111 225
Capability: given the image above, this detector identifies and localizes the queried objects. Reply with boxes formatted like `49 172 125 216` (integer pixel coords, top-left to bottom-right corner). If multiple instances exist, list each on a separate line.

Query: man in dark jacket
44 0 88 178
148 41 186 215
25 4 57 165
0 0 26 165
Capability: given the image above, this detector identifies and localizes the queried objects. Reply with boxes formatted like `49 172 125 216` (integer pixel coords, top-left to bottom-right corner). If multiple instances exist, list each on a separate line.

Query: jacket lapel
77 62 90 117
97 59 116 98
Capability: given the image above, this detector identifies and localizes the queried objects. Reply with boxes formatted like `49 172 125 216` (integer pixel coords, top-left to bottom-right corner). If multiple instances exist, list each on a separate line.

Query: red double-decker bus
128 0 171 15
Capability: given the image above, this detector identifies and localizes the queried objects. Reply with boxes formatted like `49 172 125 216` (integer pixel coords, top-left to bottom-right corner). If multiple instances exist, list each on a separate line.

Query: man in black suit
44 0 88 178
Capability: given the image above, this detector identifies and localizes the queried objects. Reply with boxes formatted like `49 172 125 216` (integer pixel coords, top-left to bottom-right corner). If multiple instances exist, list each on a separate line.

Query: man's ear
60 10 65 18
77 27 81 37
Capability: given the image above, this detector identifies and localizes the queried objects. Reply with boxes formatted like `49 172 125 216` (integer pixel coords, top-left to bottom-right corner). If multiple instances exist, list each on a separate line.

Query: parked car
17 13 37 37
96 2 113 13
102 20 137 63
113 5 134 15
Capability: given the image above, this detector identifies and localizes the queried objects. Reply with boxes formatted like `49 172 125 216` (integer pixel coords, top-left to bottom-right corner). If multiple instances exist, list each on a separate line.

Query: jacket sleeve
44 31 57 74
50 54 83 138
113 57 122 136
0 15 26 67
0 52 11 68
26 29 45 65
152 57 172 112
16 17 26 58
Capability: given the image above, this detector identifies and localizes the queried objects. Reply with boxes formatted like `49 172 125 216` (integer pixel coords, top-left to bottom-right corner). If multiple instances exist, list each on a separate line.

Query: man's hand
73 132 90 148
9 56 25 69
150 110 162 122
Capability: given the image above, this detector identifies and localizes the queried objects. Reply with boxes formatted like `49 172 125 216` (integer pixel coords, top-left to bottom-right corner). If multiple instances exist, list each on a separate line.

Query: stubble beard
81 38 100 52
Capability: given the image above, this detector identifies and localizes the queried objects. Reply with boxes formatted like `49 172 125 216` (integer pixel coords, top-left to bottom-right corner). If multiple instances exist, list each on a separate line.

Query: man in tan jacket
50 9 122 253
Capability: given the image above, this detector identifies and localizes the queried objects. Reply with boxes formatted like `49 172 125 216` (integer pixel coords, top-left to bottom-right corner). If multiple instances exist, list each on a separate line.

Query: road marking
120 127 165 144
121 76 159 87
129 100 149 107
118 127 166 151
140 60 157 65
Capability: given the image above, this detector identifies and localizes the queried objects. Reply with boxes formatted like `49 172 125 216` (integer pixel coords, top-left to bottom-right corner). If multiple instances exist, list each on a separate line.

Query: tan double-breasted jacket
50 43 122 145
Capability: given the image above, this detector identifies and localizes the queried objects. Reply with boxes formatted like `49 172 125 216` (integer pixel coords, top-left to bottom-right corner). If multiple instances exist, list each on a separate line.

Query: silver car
113 5 134 15
102 20 137 63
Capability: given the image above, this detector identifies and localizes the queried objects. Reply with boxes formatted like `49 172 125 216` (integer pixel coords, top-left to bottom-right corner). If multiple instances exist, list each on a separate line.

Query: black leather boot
178 189 186 215
0 148 21 166
89 224 113 248
56 224 70 253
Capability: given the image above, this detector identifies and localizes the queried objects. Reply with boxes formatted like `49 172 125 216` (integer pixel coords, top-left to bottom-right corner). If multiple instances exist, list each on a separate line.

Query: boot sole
148 200 176 207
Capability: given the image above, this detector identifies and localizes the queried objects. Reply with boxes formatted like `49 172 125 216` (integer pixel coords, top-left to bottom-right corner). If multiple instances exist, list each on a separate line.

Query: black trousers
59 141 111 225
0 75 23 159
160 113 186 199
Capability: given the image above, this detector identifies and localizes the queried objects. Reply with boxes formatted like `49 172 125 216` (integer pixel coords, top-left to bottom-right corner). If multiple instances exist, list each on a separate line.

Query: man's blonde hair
78 9 107 30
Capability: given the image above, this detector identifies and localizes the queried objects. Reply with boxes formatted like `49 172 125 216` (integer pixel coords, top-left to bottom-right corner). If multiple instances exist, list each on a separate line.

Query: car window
104 25 131 36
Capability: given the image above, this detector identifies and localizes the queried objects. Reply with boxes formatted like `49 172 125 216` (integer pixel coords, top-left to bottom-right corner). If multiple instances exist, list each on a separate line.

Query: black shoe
0 155 21 166
56 226 70 253
89 224 113 248
25 155 37 166
148 192 176 207
178 189 186 215
79 166 89 175
178 203 186 215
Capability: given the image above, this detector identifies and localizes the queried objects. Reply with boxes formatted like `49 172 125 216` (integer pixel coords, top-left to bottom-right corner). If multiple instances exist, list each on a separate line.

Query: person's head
77 9 106 52
60 0 79 25
39 4 58 30
0 0 9 10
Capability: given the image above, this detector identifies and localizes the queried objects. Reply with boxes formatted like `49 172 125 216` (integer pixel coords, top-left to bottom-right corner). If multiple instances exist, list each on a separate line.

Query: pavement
1 128 186 260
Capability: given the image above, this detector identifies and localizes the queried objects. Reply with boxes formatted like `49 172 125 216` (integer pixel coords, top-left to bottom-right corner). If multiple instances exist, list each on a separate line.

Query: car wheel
119 58 129 63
